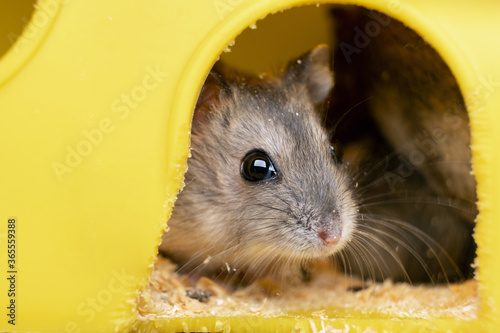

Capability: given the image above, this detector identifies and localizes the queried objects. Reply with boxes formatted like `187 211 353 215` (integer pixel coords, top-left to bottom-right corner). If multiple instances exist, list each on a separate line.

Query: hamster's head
162 45 357 277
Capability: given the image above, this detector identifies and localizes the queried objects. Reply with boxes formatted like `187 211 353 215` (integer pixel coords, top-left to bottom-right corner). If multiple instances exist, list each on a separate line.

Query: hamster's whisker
353 230 412 284
349 150 400 184
362 214 464 282
247 203 291 215
342 238 373 284
239 217 283 221
236 224 285 240
334 249 352 281
330 96 374 136
273 195 294 210
176 244 219 276
357 195 476 216
420 160 473 167
238 244 279 282
270 248 292 284
352 234 392 284
356 222 439 284
343 237 371 282
350 233 387 282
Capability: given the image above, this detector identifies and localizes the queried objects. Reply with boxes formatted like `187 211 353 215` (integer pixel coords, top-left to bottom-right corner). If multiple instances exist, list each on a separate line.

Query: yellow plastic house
0 0 498 331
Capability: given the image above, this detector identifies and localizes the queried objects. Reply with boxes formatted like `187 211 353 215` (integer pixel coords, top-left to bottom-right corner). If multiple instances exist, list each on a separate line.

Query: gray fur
159 46 356 280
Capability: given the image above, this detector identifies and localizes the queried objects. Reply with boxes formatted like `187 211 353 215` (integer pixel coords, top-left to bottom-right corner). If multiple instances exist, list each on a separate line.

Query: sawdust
136 257 478 322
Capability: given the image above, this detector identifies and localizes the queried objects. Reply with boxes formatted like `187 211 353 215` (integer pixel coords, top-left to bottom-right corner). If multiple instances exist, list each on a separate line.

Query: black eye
241 150 277 182
330 144 343 164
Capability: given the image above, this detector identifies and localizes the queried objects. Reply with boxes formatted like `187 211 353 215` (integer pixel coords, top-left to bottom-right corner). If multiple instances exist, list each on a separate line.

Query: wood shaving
136 256 478 321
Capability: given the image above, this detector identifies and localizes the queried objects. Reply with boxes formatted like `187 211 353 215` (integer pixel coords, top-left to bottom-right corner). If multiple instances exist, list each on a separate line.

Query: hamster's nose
318 230 341 246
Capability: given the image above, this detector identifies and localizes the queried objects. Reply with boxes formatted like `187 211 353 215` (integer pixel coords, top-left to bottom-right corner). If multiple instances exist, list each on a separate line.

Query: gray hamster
160 10 477 285
159 45 357 282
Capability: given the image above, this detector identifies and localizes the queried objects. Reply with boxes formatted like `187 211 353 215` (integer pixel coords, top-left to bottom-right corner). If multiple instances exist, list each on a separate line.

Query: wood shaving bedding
136 257 478 321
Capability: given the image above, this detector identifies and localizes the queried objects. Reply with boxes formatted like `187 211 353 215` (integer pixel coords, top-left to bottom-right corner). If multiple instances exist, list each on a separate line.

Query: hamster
160 22 477 285
159 45 357 282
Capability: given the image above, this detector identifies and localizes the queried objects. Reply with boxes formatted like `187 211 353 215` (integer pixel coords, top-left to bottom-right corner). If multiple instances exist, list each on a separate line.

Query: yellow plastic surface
0 0 498 332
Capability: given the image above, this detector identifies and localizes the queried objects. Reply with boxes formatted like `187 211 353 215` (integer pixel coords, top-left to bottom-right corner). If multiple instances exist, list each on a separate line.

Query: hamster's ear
193 70 230 125
284 44 334 105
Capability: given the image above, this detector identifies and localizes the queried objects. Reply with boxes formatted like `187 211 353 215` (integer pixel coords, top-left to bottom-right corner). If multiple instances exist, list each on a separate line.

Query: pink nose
318 231 340 246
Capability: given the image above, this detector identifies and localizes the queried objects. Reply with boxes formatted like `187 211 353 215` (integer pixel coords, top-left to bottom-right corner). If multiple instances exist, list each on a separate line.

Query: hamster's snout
316 212 344 248
318 230 341 246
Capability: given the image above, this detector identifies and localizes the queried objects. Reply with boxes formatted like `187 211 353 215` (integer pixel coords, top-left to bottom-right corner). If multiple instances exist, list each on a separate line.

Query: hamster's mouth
270 237 349 261
313 239 349 258
311 223 355 258
312 216 355 258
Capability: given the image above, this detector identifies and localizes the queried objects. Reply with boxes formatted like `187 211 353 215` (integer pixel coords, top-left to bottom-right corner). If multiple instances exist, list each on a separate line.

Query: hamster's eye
330 144 343 164
241 150 277 182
